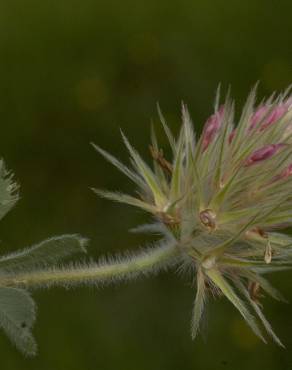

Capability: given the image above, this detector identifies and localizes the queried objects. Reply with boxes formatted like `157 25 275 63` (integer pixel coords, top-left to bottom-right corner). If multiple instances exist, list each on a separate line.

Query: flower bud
199 208 217 231
249 105 269 131
244 144 284 167
202 106 224 151
228 129 236 144
273 163 292 182
249 100 292 132
264 240 272 264
260 104 287 131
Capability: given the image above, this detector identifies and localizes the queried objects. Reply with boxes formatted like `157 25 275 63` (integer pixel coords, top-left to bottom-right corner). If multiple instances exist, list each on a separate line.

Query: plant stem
1 243 179 289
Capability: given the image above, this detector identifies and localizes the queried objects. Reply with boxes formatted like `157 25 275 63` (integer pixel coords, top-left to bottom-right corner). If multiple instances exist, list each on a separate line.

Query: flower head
93 86 292 346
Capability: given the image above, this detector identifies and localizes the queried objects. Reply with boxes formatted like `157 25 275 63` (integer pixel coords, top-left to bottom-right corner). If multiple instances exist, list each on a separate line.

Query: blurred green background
0 0 291 369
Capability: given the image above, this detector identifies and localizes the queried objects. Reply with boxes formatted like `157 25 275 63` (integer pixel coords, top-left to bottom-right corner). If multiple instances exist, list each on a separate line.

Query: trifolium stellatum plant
1 85 292 355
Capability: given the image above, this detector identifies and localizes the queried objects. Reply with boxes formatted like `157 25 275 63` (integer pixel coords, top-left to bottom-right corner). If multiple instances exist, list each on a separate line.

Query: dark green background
0 0 291 369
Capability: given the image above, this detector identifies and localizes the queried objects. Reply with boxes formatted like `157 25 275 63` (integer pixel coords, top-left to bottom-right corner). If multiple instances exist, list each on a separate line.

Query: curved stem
0 243 179 289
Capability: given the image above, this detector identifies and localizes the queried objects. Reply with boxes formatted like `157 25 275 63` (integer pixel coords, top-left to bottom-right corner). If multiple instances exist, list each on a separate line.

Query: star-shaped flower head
93 85 292 346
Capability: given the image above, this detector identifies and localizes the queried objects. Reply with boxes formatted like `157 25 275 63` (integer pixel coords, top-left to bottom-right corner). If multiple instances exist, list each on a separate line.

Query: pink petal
249 105 269 131
244 144 285 167
228 129 236 144
202 105 224 151
259 104 287 131
273 163 292 182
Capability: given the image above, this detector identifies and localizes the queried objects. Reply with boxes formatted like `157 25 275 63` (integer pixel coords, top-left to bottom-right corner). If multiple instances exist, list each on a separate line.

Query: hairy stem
0 243 179 289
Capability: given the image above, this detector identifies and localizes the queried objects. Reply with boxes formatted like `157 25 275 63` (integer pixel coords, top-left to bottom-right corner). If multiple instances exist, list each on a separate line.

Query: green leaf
92 188 157 213
130 222 168 236
191 268 206 339
181 102 195 166
0 287 37 356
208 212 261 257
229 84 258 155
170 127 184 202
0 160 19 221
235 279 284 347
157 103 176 153
121 131 167 208
0 235 88 272
206 269 265 342
241 270 287 302
150 124 169 193
91 143 145 188
213 100 234 187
